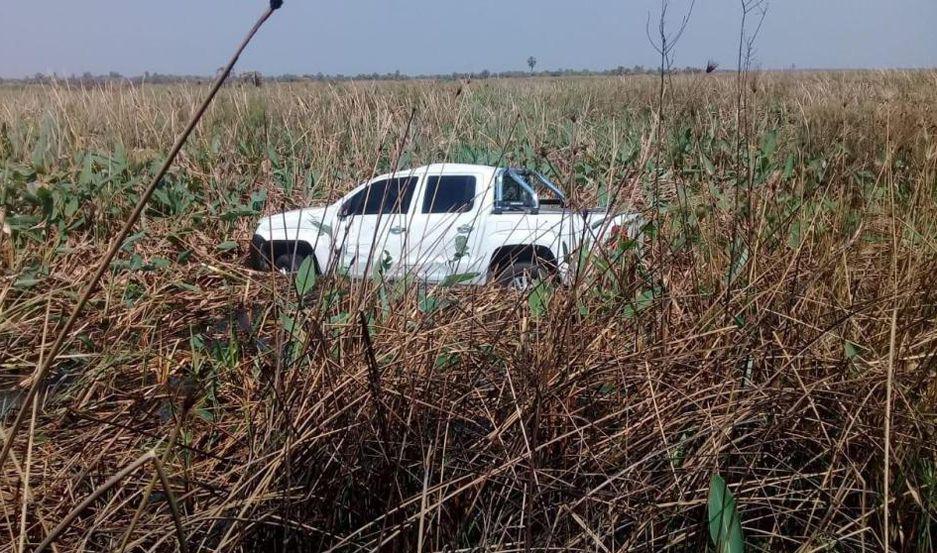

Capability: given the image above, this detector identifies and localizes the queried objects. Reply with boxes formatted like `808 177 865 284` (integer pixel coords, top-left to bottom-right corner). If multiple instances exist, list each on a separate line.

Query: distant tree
238 71 262 87
527 56 537 73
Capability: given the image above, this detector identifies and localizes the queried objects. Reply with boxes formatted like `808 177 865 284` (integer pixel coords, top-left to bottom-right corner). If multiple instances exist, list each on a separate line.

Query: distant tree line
0 65 709 87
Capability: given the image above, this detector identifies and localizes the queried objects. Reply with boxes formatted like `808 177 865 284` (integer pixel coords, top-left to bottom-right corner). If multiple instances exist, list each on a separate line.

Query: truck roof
378 163 500 182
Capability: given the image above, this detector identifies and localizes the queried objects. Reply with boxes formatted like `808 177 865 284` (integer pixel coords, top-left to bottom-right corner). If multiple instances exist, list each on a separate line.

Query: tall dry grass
0 72 936 551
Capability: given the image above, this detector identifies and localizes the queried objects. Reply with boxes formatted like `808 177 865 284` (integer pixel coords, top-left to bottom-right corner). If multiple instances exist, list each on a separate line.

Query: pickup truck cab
251 164 639 288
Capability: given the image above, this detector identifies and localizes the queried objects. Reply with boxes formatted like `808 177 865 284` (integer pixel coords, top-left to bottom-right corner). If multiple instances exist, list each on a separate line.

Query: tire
494 260 548 292
273 253 308 274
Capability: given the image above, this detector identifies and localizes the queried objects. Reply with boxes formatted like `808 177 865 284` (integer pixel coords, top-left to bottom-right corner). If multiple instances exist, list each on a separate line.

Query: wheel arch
488 244 558 275
251 236 322 273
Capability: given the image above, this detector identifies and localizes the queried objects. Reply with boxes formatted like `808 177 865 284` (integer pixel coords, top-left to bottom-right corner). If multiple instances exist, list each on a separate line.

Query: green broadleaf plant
528 281 552 318
708 474 744 553
294 256 317 296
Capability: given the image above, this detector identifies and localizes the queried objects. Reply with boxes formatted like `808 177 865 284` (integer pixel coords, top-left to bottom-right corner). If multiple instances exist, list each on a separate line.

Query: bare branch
746 3 769 51
646 11 663 55
666 0 696 53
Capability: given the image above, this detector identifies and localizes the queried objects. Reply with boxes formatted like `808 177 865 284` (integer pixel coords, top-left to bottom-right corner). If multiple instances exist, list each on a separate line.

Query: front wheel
273 253 309 274
494 261 549 292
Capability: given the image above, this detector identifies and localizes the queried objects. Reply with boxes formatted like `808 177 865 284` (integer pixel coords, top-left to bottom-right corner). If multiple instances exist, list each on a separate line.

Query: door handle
390 226 406 235
457 225 473 234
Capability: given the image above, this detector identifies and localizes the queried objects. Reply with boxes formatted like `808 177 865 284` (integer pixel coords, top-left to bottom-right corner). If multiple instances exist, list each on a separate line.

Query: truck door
403 172 486 283
336 176 418 279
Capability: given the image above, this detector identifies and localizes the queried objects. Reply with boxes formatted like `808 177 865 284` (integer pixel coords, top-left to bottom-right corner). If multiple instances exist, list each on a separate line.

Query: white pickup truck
250 164 639 288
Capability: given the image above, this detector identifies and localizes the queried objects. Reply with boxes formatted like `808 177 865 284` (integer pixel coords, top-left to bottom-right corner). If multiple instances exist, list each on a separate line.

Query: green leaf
624 288 655 319
174 282 201 293
121 231 147 252
79 155 95 187
221 206 258 221
708 474 744 553
216 241 239 252
701 153 716 176
434 352 459 370
452 235 469 261
128 254 144 272
64 194 80 218
189 333 206 351
328 312 350 326
528 282 552 318
782 153 795 181
14 276 41 289
418 289 440 314
597 182 608 207
788 220 802 249
250 189 268 211
371 250 393 281
760 130 778 159
441 272 479 287
195 407 215 422
279 314 297 335
5 214 41 230
294 256 317 296
309 220 333 238
844 341 862 361
33 187 53 218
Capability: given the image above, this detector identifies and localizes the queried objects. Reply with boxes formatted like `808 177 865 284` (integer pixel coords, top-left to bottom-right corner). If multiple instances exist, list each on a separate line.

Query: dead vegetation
1 72 936 551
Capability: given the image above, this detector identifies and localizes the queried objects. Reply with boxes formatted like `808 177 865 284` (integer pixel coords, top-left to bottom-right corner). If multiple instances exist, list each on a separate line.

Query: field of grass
1 71 936 551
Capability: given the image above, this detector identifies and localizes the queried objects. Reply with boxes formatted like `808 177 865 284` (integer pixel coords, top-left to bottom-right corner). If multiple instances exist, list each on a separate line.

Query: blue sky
1 0 934 78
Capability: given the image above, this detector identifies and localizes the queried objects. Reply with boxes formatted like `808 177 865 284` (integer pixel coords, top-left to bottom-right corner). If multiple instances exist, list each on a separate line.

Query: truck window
499 172 535 209
342 177 418 216
422 176 477 214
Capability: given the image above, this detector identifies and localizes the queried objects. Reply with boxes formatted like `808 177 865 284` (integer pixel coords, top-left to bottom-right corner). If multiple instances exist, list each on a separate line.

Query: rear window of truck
422 175 477 214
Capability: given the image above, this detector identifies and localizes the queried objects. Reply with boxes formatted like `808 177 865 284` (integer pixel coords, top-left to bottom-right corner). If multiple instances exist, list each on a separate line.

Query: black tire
494 260 548 291
273 253 308 274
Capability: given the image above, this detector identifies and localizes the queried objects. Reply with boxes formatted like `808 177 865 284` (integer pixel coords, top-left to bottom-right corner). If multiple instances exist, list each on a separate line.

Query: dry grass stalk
0 71 935 551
